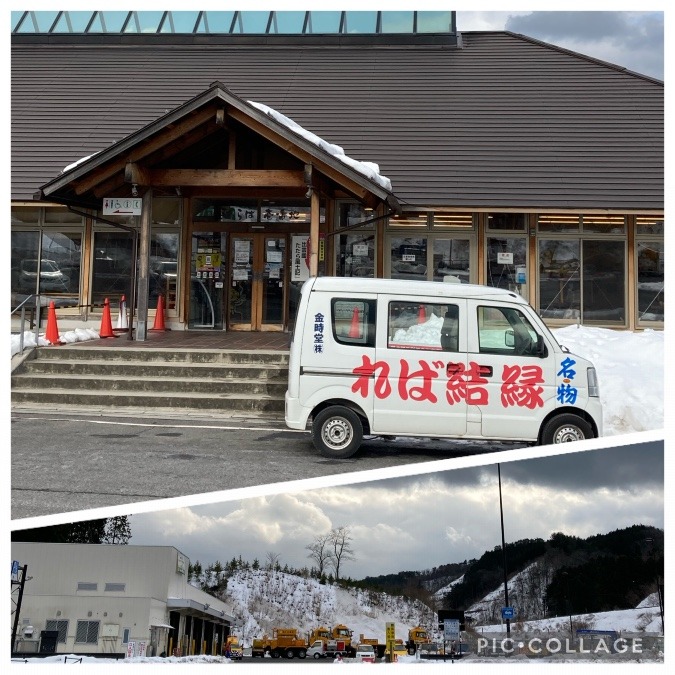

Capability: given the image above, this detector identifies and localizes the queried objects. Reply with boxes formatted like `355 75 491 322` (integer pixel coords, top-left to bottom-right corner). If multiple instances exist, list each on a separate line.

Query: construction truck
307 624 355 657
357 633 387 659
223 635 243 660
405 625 432 655
251 628 308 659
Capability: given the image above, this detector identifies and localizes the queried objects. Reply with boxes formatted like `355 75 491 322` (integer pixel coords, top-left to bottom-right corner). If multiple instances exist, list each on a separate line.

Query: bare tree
329 526 355 581
265 551 281 571
306 533 335 577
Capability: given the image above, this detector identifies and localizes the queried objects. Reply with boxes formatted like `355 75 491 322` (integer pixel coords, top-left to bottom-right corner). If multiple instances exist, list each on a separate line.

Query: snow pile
11 328 100 357
552 325 663 434
248 101 392 192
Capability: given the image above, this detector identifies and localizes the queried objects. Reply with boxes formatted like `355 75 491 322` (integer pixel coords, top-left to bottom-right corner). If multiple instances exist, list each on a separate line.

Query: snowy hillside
197 566 662 650
466 561 552 625
213 568 436 645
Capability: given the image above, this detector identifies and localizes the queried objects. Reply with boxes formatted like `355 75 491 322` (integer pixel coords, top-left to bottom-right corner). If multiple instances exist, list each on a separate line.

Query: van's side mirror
505 329 515 348
536 334 548 358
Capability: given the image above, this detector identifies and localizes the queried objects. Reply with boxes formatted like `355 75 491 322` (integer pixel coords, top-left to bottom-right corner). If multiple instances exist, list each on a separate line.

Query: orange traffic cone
114 295 129 332
348 306 361 338
150 294 168 331
418 305 427 323
44 301 61 345
99 297 116 338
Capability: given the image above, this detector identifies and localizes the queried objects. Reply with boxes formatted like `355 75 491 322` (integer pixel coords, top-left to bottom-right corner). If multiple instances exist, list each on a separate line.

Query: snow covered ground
11 325 664 437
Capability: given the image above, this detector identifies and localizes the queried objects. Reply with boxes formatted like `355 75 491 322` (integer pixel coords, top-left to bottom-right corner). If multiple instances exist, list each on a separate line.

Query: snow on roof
248 100 392 192
62 152 99 174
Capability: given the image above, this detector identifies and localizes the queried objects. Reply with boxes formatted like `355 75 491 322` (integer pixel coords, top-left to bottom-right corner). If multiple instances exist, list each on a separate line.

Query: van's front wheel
541 414 593 445
312 406 363 459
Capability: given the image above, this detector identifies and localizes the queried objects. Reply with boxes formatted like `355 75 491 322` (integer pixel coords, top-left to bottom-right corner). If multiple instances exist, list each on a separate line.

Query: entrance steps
11 346 289 416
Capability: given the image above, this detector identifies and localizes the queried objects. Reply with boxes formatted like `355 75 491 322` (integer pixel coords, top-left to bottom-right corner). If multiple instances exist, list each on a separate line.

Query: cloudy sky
128 440 663 579
456 10 664 80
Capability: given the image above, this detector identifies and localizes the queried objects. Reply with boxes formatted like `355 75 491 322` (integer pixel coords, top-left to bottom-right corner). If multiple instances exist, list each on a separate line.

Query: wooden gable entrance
38 82 399 336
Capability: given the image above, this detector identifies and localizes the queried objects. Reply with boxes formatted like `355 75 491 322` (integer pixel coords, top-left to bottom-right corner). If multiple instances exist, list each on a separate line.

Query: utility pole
497 464 510 638
11 563 28 653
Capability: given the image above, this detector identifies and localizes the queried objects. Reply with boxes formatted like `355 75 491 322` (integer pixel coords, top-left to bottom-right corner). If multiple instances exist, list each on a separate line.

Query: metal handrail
11 295 42 356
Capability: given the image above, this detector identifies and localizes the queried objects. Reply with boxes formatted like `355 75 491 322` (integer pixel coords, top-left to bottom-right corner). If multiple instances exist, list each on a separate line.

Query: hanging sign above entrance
103 197 142 215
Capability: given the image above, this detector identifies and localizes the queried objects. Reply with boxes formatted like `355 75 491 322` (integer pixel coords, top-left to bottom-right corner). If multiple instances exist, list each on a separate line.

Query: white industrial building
11 542 233 658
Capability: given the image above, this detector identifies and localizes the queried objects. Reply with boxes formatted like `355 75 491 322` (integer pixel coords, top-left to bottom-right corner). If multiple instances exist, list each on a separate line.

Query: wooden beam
135 168 305 188
73 106 218 195
125 163 152 186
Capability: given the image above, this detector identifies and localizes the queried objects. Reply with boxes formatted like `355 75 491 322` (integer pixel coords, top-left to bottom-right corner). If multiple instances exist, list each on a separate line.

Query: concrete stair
11 346 289 416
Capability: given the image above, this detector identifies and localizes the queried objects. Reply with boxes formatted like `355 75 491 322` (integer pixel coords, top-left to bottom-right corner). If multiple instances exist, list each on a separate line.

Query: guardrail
11 295 42 356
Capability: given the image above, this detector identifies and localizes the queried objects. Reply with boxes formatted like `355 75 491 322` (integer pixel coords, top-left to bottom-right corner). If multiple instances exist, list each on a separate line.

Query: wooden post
310 190 320 276
135 187 153 341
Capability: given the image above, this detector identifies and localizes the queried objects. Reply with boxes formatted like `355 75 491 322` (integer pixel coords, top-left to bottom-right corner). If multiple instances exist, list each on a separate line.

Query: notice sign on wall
291 235 310 282
103 197 142 216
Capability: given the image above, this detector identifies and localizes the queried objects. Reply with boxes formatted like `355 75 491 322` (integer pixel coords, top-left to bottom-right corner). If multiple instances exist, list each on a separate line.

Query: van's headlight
587 367 599 397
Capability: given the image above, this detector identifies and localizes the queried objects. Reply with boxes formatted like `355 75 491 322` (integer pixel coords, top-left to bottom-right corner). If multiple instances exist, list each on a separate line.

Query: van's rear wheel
541 414 593 445
312 406 363 459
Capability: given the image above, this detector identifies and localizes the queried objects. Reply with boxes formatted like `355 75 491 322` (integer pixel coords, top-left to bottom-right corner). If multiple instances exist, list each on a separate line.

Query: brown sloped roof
11 31 663 210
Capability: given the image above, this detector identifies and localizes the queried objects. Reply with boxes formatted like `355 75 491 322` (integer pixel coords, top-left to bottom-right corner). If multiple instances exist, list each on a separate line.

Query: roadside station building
11 11 664 336
11 542 233 658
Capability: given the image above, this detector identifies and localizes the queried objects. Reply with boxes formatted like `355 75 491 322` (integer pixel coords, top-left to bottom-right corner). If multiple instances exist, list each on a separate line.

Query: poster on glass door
291 235 310 282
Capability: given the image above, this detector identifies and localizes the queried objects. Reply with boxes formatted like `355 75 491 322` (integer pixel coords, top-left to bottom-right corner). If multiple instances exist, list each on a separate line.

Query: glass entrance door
189 231 226 329
229 234 286 331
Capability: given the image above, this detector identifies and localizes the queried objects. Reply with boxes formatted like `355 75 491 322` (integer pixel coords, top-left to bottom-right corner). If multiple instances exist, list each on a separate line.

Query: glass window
269 11 306 34
122 11 164 34
336 233 375 278
150 233 179 310
486 237 527 292
11 231 40 296
152 197 180 226
332 298 376 347
196 12 235 34
15 11 59 32
539 239 625 324
160 11 199 34
122 628 131 644
582 214 625 234
582 241 625 322
92 232 133 307
389 212 429 228
339 203 373 229
45 620 68 644
390 237 427 281
538 214 580 233
343 12 378 33
538 240 581 320
11 207 40 226
306 11 342 33
416 11 454 33
637 241 664 323
487 213 526 231
388 301 460 352
380 12 414 33
433 238 471 284
432 213 474 229
477 306 542 357
12 231 81 299
636 216 664 235
51 12 93 33
86 12 129 33
75 620 100 644
232 12 270 34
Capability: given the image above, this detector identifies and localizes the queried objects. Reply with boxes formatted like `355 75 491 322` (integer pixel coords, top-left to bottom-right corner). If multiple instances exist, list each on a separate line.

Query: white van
285 278 602 458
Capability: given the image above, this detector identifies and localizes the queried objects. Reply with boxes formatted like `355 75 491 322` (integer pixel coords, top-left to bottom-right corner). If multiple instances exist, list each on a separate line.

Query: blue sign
501 606 514 620
11 560 19 576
